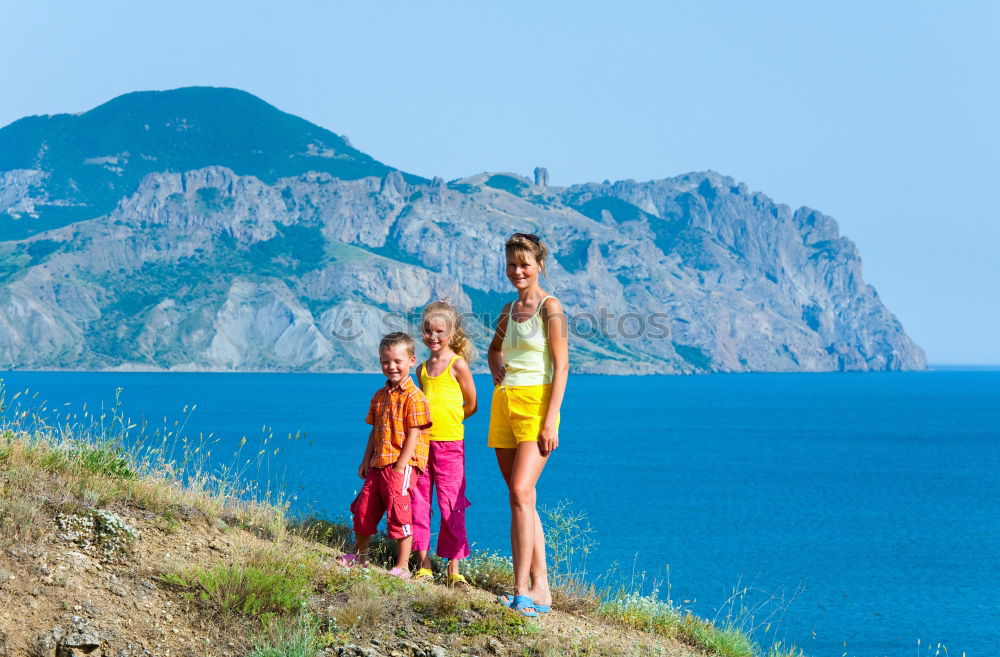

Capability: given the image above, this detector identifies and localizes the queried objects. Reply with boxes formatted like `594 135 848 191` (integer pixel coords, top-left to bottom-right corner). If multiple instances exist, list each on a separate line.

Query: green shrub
412 596 530 637
542 501 601 612
462 549 513 594
466 601 531 638
680 619 755 657
72 442 136 479
249 614 323 657
412 595 465 634
598 591 684 636
597 590 762 657
163 552 315 617
56 508 140 562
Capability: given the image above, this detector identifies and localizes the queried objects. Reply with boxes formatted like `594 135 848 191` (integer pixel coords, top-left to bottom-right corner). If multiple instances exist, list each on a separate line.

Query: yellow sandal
414 568 435 582
447 573 470 590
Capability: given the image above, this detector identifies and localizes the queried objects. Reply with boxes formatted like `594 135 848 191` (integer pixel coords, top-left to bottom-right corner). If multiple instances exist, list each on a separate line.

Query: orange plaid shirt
365 376 432 470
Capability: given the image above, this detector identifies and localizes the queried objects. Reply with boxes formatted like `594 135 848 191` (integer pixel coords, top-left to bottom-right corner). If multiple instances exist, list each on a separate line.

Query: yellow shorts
487 384 560 449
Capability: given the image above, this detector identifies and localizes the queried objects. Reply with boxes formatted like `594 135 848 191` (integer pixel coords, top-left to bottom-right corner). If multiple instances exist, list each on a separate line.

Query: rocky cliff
0 87 925 373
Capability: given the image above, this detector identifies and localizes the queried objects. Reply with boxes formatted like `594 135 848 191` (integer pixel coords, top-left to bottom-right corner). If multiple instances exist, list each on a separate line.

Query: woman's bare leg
495 444 551 607
529 507 550 605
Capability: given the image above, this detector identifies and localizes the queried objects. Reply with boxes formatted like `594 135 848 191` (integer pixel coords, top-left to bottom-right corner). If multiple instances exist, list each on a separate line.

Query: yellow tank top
419 355 465 441
502 296 554 387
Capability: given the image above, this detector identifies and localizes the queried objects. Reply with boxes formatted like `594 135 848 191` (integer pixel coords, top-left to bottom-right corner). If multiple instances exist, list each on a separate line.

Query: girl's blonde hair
422 300 476 363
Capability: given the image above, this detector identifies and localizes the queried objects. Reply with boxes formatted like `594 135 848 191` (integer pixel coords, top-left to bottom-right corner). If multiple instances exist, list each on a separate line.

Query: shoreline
2 364 979 376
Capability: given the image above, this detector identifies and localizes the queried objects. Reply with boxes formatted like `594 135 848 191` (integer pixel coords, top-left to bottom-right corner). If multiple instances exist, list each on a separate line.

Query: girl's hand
538 422 559 456
358 461 369 479
492 366 506 386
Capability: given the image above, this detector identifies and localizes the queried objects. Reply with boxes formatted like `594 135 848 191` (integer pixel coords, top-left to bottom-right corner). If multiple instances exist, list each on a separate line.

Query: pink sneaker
389 567 411 580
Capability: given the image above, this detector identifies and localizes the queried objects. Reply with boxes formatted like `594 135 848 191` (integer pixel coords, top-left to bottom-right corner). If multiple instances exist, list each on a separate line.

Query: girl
412 300 478 588
487 232 568 617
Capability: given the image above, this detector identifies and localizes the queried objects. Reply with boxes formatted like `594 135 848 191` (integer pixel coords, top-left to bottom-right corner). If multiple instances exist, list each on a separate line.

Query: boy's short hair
379 332 415 356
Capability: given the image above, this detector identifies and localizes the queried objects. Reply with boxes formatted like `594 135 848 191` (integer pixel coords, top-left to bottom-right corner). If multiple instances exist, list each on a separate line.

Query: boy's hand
358 461 369 479
538 423 559 456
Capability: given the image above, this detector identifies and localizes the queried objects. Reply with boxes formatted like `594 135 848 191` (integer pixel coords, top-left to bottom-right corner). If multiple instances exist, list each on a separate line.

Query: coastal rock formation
0 87 925 373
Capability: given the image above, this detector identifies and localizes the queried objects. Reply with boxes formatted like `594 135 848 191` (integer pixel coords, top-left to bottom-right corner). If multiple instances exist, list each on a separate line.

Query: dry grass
323 570 403 631
248 614 324 657
0 429 284 547
0 379 289 548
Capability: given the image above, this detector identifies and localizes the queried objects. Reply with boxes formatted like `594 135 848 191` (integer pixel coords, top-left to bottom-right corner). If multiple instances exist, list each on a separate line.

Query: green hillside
0 86 425 239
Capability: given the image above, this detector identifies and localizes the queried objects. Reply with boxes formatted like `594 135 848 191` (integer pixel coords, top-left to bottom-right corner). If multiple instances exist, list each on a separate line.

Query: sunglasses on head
512 232 540 245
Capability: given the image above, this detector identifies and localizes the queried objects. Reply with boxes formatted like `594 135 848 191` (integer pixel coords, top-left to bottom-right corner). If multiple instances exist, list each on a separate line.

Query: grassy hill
0 386 804 657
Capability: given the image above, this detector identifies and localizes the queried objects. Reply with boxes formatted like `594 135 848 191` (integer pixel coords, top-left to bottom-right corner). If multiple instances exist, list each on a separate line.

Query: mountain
0 87 925 373
0 87 423 240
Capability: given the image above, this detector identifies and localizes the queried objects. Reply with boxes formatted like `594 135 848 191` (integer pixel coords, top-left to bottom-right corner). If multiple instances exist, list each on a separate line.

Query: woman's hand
538 422 559 456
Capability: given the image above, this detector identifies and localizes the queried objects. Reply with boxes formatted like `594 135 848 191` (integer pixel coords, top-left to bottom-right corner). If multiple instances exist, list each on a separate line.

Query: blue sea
2 370 997 657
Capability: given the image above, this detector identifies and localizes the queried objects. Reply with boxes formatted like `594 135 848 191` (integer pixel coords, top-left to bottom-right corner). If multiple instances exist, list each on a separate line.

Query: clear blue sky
2 1 998 363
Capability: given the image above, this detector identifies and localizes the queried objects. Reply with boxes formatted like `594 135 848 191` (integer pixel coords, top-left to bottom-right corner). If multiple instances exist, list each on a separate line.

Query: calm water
2 370 997 657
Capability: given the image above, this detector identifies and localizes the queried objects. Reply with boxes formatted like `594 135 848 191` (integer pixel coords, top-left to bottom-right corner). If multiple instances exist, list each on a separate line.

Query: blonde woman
487 233 568 617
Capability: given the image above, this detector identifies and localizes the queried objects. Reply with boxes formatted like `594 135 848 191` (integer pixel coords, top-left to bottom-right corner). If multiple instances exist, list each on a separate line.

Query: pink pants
410 440 471 559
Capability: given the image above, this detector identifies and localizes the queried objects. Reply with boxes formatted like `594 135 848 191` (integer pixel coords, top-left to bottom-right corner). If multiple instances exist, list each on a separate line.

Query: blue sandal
508 594 538 618
499 593 551 613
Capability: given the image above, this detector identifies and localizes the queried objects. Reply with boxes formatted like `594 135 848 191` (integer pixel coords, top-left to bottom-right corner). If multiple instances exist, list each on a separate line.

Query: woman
487 232 568 617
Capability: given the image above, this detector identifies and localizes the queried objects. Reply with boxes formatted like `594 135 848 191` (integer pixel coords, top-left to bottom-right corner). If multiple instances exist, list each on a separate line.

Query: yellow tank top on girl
418 355 466 441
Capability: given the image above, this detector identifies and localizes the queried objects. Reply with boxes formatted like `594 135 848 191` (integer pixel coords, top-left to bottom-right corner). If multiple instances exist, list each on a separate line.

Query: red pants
350 464 415 539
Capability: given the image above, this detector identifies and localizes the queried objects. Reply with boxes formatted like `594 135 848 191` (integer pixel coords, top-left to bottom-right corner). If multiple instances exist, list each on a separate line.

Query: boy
340 332 432 578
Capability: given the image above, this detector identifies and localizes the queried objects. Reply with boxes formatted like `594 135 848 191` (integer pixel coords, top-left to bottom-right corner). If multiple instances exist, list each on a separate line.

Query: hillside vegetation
0 385 804 657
